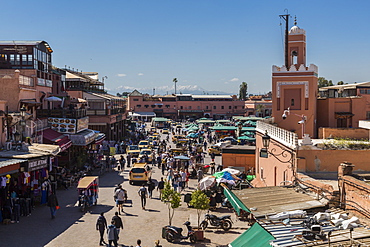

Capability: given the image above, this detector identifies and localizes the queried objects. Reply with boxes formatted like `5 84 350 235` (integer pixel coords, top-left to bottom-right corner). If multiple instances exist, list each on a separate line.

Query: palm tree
256 104 265 117
239 82 248 100
173 78 178 94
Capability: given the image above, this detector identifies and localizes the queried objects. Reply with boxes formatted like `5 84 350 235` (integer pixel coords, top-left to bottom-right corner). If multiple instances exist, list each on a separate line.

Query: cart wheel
190 235 197 243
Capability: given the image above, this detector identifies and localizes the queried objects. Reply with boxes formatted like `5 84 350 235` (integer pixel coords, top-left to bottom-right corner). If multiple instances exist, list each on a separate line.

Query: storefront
67 129 98 168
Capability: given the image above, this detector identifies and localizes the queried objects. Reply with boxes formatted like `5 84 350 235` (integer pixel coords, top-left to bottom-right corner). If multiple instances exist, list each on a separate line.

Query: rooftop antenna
153 88 155 96
279 10 290 68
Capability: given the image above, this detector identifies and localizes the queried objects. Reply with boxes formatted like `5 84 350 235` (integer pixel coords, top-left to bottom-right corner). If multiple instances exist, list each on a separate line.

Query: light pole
20 105 27 142
173 78 178 94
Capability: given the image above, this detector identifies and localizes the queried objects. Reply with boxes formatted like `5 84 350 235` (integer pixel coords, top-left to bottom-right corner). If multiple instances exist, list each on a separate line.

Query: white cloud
117 74 127 77
138 73 144 76
230 78 239 82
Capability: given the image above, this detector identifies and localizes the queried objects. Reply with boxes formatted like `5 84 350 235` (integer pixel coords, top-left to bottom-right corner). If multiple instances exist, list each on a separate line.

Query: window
180 106 183 109
133 99 139 101
189 106 192 110
291 99 295 106
22 55 27 65
136 105 141 108
151 105 156 108
206 106 209 110
229 106 232 109
234 106 237 109
221 106 224 109
366 111 370 120
144 105 149 108
165 105 170 108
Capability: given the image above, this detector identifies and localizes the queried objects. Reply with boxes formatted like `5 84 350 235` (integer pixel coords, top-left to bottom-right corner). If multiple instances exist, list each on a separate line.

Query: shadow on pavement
0 171 121 247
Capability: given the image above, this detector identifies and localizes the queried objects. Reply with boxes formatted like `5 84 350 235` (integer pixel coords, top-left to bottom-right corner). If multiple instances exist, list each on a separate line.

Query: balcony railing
36 109 87 119
86 108 126 116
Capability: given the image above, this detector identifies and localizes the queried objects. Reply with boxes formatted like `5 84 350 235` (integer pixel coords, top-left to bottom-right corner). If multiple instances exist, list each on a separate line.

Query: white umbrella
45 96 62 102
222 168 241 175
198 176 216 191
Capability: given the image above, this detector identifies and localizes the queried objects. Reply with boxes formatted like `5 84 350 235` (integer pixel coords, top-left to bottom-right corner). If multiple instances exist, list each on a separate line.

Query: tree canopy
318 77 333 88
239 82 248 100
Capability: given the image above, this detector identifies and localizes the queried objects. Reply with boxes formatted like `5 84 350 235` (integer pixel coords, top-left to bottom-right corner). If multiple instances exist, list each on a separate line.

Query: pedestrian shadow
87 205 115 215
122 212 138 217
145 209 160 212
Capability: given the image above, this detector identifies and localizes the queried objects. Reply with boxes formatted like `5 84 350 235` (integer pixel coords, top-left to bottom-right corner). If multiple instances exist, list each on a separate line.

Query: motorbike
165 221 197 243
200 213 233 231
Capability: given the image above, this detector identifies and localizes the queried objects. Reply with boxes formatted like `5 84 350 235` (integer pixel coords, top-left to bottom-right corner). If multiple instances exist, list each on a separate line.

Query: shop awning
229 222 274 247
0 158 26 176
222 185 250 216
129 112 156 117
68 129 97 146
94 133 106 145
42 128 72 152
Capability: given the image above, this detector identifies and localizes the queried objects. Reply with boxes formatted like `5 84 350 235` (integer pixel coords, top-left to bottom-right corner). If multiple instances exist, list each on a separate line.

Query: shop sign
28 158 48 172
76 117 89 133
48 117 77 134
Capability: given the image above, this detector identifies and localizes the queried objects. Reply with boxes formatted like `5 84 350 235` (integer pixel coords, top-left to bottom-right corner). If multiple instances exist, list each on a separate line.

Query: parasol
45 96 62 102
222 168 241 175
198 176 216 191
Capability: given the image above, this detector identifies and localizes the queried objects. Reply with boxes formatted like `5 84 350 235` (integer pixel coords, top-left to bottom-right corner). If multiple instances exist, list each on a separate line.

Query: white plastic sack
331 213 348 221
341 216 360 229
313 212 330 221
267 210 307 220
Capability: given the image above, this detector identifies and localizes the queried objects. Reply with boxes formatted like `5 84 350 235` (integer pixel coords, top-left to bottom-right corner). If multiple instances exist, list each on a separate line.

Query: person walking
126 153 132 168
107 220 119 247
136 239 142 247
47 192 59 219
138 184 148 210
210 152 216 162
157 177 165 200
114 185 126 215
96 212 107 246
147 178 155 199
197 167 204 182
119 155 126 171
112 212 123 238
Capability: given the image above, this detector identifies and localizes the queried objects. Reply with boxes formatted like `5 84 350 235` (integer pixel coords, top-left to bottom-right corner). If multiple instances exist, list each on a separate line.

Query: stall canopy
68 129 97 146
42 128 72 152
229 222 274 247
0 158 26 176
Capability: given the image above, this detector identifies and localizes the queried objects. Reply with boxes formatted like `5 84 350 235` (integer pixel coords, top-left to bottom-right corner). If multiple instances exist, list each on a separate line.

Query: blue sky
2 0 370 95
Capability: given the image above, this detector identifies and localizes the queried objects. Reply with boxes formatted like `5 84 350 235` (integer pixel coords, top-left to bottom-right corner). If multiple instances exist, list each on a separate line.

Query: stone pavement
0 136 249 247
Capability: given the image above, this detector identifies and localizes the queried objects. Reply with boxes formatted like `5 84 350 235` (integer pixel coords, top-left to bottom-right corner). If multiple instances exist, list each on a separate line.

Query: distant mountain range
107 85 234 96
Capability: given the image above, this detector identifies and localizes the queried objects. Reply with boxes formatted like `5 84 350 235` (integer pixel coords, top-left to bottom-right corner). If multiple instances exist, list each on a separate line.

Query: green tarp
211 126 237 131
229 222 274 247
152 117 169 122
222 186 250 216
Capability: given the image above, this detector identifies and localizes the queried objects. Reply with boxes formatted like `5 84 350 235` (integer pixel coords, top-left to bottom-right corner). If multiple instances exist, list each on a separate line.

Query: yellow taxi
138 140 150 149
126 145 139 153
138 149 153 163
162 128 169 134
127 149 140 158
172 135 185 143
129 163 152 185
208 145 221 155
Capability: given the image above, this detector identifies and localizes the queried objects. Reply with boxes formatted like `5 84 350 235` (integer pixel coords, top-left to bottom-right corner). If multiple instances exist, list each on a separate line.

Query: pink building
127 90 246 120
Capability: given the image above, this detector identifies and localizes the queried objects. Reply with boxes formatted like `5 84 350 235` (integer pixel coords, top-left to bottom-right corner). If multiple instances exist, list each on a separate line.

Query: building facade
127 90 245 120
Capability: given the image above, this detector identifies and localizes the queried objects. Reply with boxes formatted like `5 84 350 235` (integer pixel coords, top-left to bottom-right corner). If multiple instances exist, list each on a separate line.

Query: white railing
256 121 298 149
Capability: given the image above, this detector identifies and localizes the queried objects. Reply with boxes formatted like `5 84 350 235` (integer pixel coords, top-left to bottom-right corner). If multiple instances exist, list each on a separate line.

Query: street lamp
20 105 27 142
260 131 294 165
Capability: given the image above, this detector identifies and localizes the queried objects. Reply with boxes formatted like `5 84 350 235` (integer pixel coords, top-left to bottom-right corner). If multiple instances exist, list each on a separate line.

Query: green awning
152 117 169 122
229 222 274 247
241 127 256 131
211 126 237 131
222 186 250 216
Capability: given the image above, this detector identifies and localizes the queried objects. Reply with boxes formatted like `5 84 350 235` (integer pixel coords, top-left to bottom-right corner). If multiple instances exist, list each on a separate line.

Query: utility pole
279 13 290 68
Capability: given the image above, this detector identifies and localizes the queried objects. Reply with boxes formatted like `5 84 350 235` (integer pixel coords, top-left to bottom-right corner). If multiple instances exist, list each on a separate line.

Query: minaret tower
272 16 318 138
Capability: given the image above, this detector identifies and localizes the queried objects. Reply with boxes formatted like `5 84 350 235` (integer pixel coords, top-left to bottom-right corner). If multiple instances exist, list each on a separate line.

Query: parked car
221 137 238 145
